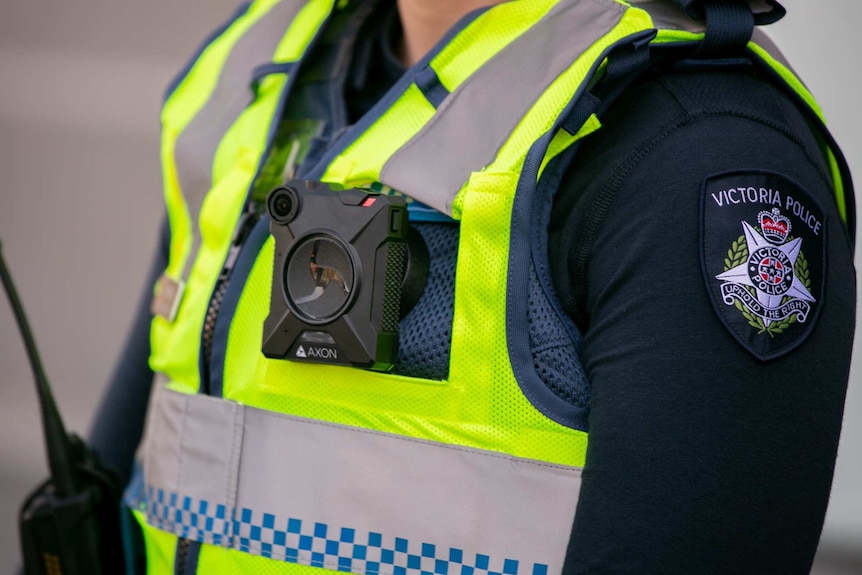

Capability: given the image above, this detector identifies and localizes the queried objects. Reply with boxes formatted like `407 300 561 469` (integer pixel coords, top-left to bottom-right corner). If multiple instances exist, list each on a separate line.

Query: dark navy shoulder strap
672 0 785 25
669 0 785 56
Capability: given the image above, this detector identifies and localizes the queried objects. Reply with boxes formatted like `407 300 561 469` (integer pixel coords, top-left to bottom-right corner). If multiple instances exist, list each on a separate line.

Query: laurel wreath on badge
723 230 811 337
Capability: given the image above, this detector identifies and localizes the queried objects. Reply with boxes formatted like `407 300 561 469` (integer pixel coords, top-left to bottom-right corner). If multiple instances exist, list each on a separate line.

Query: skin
396 0 508 65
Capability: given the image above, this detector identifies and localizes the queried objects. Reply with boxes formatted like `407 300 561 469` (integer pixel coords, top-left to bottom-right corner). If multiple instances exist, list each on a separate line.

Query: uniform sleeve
87 218 169 485
549 69 856 573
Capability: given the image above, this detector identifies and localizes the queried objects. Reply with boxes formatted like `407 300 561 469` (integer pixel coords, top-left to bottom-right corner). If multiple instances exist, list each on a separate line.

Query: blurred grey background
0 0 860 572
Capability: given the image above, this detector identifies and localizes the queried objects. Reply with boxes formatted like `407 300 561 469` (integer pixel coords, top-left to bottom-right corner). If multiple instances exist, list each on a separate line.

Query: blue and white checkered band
145 486 549 575
135 385 582 575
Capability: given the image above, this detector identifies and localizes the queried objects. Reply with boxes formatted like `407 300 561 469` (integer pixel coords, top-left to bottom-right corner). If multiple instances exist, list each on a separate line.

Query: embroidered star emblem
715 221 815 327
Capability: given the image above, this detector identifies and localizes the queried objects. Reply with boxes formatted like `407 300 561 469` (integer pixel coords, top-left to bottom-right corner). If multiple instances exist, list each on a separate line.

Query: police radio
262 180 427 371
1 240 124 574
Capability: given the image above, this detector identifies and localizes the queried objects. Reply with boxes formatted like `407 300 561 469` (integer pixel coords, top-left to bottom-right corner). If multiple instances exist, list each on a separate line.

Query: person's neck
395 0 507 66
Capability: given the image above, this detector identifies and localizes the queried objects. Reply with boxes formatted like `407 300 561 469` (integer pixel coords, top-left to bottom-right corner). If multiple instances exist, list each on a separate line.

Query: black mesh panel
394 222 590 412
526 265 591 409
395 224 459 380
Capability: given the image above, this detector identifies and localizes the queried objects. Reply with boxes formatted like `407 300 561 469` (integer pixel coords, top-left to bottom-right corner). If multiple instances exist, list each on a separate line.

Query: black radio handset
1 240 124 574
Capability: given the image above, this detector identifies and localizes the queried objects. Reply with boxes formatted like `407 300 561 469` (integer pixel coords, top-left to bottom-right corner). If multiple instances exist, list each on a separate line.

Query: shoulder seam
569 108 834 323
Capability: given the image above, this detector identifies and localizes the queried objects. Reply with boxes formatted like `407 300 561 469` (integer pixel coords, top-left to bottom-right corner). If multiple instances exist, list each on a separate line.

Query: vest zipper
176 537 190 573
200 205 260 391
196 0 340 394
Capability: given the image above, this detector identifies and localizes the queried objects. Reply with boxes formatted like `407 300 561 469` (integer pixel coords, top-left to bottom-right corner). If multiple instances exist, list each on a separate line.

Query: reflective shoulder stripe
142 384 582 575
379 0 629 217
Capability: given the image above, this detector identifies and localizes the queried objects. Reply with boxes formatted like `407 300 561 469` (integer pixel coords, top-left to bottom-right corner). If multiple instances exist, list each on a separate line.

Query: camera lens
285 235 355 323
268 187 299 223
275 195 291 216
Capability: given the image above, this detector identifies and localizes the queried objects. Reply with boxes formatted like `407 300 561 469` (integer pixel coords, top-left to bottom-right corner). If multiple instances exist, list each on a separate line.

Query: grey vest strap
141 384 582 575
379 0 628 217
381 0 793 218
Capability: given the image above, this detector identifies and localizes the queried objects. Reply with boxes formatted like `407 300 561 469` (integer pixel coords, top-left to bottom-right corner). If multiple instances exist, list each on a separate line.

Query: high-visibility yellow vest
127 1 853 573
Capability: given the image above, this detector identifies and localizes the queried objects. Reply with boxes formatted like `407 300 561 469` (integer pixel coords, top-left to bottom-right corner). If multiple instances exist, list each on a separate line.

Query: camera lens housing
285 234 355 324
262 180 409 371
267 186 299 224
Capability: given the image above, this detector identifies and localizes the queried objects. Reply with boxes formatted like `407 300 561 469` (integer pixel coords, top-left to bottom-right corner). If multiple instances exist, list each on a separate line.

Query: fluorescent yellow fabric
160 0 284 282
222 195 589 467
215 0 668 470
151 0 329 395
273 0 336 62
538 114 602 180
321 84 437 187
132 509 176 573
197 545 329 575
429 0 557 90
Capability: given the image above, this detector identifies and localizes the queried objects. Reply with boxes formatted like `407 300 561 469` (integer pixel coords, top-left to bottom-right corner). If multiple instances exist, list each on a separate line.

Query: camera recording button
389 209 405 236
338 188 372 206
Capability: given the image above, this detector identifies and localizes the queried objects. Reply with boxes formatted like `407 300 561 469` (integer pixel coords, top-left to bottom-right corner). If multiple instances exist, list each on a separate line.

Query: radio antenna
0 240 79 496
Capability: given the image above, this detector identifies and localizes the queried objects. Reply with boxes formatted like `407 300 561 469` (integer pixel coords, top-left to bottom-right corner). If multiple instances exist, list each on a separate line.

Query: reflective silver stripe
173 0 308 282
152 371 170 388
142 385 582 575
379 0 627 216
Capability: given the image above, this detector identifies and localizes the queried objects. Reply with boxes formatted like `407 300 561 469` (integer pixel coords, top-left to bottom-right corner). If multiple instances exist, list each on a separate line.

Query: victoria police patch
701 170 826 361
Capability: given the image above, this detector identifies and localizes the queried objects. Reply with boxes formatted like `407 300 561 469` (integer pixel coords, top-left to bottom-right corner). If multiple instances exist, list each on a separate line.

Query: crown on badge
759 208 791 244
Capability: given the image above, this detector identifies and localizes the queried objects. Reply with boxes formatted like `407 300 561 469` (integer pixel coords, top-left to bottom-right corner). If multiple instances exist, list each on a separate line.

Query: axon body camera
262 180 421 371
